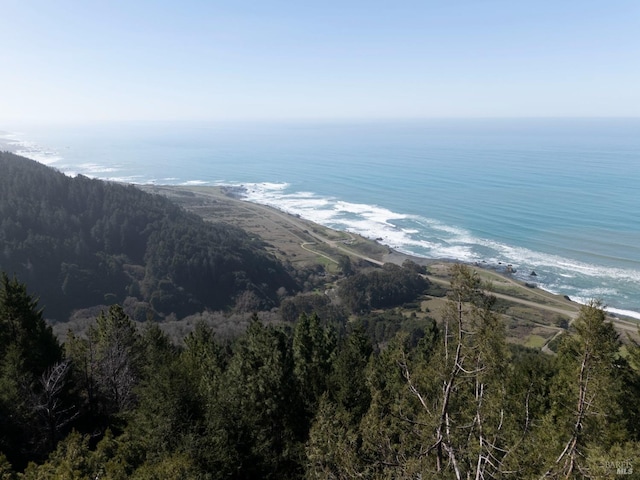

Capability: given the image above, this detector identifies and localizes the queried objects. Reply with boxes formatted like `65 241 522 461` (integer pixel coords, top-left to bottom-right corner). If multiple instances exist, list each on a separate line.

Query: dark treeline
339 262 429 312
0 152 297 320
1 266 639 479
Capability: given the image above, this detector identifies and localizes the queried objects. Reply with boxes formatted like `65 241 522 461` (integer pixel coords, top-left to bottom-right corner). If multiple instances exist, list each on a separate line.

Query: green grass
524 334 547 349
315 255 337 269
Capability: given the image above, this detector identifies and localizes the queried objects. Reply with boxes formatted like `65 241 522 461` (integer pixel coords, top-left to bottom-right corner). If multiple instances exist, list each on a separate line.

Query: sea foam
231 181 640 319
4 121 640 321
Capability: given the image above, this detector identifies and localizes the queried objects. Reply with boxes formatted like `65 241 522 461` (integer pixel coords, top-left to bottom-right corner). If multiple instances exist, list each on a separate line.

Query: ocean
2 119 640 320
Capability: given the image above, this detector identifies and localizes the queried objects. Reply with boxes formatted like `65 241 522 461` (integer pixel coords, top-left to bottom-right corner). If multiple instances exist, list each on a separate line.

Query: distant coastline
4 121 640 321
150 184 640 328
1 130 62 165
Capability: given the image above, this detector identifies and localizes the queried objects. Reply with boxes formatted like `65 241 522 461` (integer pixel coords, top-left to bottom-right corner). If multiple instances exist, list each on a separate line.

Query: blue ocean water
2 119 640 319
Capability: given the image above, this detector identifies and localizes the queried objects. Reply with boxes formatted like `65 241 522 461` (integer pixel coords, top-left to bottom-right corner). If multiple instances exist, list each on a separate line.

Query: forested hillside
2 152 640 479
0 152 297 320
1 266 638 478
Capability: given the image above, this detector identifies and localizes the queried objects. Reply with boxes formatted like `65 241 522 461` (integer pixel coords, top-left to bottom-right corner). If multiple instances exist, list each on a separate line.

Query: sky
1 0 639 123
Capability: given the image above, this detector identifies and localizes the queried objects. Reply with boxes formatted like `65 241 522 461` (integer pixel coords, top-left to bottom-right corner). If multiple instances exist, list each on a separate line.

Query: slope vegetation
0 152 297 320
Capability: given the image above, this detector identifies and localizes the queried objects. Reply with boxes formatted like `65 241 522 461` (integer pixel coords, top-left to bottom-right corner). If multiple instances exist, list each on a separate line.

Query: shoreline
205 183 640 322
4 138 640 323
143 184 640 337
170 184 640 322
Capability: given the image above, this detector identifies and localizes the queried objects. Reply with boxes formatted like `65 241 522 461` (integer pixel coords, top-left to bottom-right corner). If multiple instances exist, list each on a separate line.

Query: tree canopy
2 266 637 478
0 152 297 320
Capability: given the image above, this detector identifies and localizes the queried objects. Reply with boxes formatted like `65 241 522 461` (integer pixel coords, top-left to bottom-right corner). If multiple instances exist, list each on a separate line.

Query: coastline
3 145 638 346
4 127 640 323
139 184 414 268
142 184 640 346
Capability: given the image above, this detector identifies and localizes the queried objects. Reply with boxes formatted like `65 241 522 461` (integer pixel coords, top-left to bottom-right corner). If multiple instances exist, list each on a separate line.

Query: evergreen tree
359 333 434 478
292 313 336 418
122 334 205 476
20 431 94 480
65 305 141 435
0 453 16 480
499 346 555 476
354 264 515 479
220 316 304 478
0 273 61 376
540 300 628 478
305 394 366 480
0 273 62 468
90 305 142 415
329 326 373 423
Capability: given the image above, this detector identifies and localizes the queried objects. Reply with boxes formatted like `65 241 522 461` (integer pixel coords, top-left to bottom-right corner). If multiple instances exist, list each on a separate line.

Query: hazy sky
2 0 639 123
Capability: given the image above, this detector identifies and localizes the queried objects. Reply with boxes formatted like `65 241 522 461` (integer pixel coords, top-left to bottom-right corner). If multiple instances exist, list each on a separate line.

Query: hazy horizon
2 0 639 124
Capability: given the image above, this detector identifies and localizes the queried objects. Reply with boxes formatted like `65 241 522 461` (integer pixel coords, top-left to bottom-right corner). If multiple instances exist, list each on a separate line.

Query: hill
0 152 297 320
2 160 639 479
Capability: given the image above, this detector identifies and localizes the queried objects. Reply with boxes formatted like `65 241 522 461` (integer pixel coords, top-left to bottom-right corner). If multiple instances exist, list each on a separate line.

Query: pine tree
0 273 61 377
540 300 627 478
292 313 336 418
0 273 62 468
305 327 373 478
120 324 201 471
305 394 366 480
329 326 373 423
220 316 303 478
380 264 514 479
